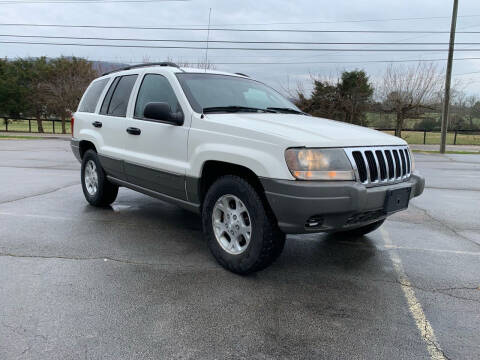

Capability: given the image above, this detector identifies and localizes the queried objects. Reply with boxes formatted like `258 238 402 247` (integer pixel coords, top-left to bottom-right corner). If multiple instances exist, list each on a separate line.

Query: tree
465 96 480 130
43 57 98 133
0 58 50 132
295 70 373 125
296 79 342 120
337 70 373 126
379 63 442 137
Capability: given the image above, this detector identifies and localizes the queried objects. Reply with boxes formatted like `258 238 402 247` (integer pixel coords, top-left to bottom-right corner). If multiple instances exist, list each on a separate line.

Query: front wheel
202 175 285 275
81 150 118 207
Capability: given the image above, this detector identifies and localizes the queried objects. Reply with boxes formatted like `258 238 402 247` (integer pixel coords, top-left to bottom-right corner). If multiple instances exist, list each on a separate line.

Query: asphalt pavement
0 139 479 360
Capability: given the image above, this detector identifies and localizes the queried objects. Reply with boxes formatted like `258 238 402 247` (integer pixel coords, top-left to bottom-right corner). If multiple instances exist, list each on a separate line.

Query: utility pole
204 8 212 72
440 0 458 153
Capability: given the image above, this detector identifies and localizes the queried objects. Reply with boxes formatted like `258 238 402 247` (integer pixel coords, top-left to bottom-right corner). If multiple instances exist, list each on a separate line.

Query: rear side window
100 74 138 117
134 74 180 118
78 78 109 113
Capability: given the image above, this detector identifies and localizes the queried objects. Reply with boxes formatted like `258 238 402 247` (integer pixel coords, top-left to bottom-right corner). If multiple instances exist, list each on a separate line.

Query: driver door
122 72 189 200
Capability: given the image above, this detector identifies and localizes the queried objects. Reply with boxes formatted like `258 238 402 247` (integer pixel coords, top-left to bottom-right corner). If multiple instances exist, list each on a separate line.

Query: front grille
345 146 412 186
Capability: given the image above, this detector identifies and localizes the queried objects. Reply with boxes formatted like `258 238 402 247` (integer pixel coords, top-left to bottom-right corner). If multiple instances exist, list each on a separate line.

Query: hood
204 113 406 148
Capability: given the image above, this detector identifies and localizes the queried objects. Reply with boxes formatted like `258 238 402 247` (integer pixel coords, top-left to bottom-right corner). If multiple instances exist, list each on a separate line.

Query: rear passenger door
96 74 138 180
123 73 189 200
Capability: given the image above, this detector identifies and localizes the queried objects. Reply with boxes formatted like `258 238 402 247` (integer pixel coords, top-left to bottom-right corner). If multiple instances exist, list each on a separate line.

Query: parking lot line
381 228 447 360
384 244 480 256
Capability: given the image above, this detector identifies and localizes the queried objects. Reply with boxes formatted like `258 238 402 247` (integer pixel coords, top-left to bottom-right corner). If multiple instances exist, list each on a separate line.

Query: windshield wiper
203 106 277 114
266 107 305 115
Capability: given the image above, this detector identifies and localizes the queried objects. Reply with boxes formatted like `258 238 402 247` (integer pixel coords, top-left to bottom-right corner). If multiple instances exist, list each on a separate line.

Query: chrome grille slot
375 150 387 180
399 150 407 177
392 150 401 178
352 151 368 183
344 146 412 187
365 151 378 182
384 150 395 179
404 149 411 174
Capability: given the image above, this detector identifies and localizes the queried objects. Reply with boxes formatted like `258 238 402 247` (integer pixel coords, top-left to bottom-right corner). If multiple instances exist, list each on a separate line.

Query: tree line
293 62 480 137
1 57 479 137
0 57 98 133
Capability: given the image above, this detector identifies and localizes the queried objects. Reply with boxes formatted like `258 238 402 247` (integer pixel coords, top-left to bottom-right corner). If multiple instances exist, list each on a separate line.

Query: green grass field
381 130 480 145
1 119 70 134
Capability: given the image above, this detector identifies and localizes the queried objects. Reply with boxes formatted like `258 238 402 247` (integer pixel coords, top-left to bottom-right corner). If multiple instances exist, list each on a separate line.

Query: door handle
126 127 141 135
92 121 102 128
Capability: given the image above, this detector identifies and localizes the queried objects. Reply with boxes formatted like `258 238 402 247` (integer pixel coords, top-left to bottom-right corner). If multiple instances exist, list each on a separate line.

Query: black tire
335 219 385 238
202 175 285 275
81 150 118 207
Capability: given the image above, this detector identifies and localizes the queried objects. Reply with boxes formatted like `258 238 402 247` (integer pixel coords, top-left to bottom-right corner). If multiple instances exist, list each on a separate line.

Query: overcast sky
1 0 479 96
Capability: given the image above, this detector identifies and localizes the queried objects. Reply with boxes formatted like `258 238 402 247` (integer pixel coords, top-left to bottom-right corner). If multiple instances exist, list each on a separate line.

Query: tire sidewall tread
81 150 118 207
202 175 285 275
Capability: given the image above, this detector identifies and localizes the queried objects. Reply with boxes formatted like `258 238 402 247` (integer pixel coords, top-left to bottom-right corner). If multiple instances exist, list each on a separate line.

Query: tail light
71 115 75 137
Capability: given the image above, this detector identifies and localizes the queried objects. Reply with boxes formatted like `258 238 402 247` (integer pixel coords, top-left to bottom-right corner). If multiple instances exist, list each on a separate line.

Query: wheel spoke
240 223 251 240
222 196 231 211
211 194 252 255
84 160 99 196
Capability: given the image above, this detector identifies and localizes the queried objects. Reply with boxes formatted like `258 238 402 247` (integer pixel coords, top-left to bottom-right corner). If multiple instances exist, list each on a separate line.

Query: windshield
176 73 301 114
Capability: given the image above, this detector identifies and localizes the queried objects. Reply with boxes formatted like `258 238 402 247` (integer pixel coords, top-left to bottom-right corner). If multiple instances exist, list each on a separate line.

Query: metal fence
375 128 480 145
2 118 479 145
1 118 68 134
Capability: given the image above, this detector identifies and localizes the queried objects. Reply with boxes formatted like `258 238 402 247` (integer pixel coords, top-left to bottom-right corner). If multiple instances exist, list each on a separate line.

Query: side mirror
143 102 184 125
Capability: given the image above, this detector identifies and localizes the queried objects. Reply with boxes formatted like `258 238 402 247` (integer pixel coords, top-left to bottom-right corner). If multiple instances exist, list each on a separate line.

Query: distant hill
90 60 130 75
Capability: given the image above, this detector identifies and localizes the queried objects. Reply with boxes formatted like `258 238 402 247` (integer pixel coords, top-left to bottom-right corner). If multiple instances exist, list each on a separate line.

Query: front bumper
261 172 425 234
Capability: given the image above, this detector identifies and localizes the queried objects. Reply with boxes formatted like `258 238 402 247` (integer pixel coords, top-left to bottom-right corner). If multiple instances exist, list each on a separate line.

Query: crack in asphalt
0 251 159 266
377 278 480 304
0 164 78 171
422 323 452 360
0 182 79 205
0 251 220 271
425 185 480 192
409 203 480 249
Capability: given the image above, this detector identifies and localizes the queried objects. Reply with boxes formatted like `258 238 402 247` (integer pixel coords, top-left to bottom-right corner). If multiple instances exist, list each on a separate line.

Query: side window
134 74 180 118
100 75 138 117
100 77 119 115
78 78 108 113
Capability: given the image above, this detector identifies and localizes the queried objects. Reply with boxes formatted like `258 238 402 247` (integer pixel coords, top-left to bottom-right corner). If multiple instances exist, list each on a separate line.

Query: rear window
78 78 109 113
100 75 138 117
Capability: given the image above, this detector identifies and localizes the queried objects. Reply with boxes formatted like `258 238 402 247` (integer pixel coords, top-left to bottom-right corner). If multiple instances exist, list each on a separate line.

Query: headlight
285 148 354 180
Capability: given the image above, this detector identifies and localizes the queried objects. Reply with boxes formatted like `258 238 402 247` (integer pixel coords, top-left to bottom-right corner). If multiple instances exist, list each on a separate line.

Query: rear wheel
202 175 285 275
81 150 118 207
335 219 385 238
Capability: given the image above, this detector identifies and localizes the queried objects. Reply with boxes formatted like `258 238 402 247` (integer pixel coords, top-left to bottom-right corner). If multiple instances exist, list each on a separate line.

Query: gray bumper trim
261 172 425 234
70 138 81 162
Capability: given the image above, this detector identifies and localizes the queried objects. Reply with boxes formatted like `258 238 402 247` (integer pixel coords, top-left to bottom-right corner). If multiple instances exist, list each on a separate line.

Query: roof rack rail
102 62 180 76
235 72 249 77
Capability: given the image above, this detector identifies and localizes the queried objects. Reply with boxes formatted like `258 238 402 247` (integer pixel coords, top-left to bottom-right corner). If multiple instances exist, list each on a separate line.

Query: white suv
71 62 424 274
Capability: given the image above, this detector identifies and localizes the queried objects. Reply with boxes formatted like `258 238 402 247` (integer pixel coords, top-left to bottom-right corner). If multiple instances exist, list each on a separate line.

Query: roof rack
102 62 180 76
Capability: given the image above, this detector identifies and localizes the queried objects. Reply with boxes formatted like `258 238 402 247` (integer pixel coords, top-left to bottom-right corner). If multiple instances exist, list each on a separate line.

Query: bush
414 117 440 131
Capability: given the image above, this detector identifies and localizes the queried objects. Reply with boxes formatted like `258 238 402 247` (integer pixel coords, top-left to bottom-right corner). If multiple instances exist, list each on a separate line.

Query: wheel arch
79 140 97 159
195 160 270 211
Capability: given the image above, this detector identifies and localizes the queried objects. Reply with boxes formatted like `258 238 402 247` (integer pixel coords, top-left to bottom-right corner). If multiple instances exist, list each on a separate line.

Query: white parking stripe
384 244 480 256
381 228 447 360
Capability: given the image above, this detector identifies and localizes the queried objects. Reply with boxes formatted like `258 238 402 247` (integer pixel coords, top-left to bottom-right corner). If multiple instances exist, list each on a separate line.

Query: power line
0 0 186 3
208 15 480 26
210 57 480 65
3 39 480 51
0 23 479 33
2 34 480 45
4 56 480 65
453 70 480 76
